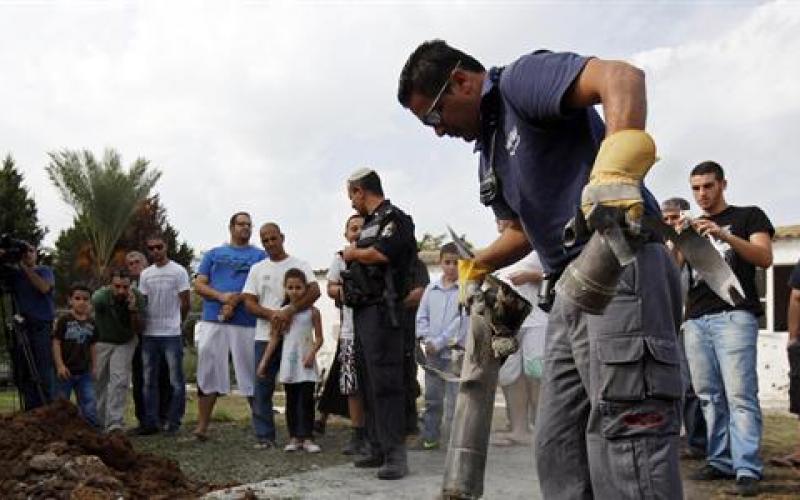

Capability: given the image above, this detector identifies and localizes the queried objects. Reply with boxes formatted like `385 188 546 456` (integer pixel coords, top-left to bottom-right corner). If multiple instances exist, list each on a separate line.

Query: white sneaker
284 441 300 452
302 440 321 453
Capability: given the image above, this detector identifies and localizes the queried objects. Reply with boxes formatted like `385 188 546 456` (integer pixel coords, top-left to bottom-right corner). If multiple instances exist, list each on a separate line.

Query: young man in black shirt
682 161 774 496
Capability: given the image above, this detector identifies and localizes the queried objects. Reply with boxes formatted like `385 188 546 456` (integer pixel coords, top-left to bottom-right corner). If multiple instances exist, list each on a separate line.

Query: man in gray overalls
398 40 684 499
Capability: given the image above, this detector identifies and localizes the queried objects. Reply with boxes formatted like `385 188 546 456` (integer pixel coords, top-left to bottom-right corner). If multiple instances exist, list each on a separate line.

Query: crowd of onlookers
2 159 799 488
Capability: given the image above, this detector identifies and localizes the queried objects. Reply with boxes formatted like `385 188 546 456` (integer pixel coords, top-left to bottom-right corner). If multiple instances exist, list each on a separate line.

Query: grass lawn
125 390 354 486
681 412 800 499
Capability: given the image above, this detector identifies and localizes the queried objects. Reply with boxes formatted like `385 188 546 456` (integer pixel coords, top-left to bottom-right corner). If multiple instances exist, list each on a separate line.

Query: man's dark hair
350 170 384 197
229 211 251 228
398 39 485 107
145 232 165 244
69 282 92 297
109 267 131 281
690 161 725 181
660 197 690 212
261 222 282 235
440 242 459 258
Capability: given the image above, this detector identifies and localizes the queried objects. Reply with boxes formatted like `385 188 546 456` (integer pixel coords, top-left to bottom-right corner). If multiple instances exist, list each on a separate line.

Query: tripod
1 288 48 411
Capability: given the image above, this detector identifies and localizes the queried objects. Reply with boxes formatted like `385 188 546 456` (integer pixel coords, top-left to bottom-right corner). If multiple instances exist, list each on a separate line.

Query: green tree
53 195 194 303
417 232 446 252
115 194 194 271
46 149 161 282
0 154 46 246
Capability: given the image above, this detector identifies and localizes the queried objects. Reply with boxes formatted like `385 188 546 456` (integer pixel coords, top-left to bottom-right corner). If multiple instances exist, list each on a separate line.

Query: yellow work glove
580 130 657 231
458 259 491 306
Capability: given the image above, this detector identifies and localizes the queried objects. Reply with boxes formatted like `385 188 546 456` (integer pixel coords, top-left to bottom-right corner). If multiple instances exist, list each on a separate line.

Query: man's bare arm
243 293 275 321
343 246 389 265
327 281 342 301
21 266 53 295
564 58 647 134
787 289 800 343
474 219 532 271
194 275 239 306
179 290 190 322
403 286 425 309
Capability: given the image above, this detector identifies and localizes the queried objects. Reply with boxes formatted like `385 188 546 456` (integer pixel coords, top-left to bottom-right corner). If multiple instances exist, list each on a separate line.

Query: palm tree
46 149 161 282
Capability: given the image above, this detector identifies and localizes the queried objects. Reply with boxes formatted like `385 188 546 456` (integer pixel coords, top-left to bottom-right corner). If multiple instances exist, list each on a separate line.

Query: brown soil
0 399 220 499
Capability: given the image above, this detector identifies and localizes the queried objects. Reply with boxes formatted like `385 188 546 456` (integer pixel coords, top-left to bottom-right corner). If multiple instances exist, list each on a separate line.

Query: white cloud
0 0 793 267
634 1 800 224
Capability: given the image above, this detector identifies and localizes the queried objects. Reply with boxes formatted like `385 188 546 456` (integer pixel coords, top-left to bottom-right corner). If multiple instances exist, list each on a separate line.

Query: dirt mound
0 399 217 499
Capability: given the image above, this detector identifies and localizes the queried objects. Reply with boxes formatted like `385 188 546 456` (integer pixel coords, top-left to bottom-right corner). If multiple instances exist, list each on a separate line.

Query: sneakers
302 440 321 453
409 438 439 451
689 464 736 481
253 440 276 450
284 441 301 452
735 477 759 497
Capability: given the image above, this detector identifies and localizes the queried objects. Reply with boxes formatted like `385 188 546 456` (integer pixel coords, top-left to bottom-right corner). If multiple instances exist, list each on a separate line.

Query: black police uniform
349 199 416 463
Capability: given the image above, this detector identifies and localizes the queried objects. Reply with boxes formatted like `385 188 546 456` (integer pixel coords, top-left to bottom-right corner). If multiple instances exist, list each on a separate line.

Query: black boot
377 445 408 480
353 441 384 468
343 427 367 455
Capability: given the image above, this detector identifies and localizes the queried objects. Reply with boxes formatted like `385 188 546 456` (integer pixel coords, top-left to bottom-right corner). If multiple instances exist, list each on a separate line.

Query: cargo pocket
643 336 682 401
597 337 645 401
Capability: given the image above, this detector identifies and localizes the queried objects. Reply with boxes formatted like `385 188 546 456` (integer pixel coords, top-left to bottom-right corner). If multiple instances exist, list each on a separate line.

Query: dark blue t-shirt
197 245 267 326
12 265 55 322
477 50 660 274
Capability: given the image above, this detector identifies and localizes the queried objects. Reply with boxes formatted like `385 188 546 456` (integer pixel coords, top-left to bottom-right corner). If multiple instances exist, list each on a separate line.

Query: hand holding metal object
643 216 745 307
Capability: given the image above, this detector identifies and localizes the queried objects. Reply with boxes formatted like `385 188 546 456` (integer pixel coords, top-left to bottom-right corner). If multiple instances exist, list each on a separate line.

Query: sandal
192 430 209 442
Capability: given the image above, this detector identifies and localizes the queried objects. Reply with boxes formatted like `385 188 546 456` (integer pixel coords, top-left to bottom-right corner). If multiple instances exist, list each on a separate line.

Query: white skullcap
348 167 376 182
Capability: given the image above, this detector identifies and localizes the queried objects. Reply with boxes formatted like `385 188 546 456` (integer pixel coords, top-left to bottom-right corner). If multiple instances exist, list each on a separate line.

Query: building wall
765 238 800 332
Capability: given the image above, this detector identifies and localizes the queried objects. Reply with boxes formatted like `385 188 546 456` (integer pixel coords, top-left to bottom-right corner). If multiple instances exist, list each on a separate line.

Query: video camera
0 234 29 290
1 233 28 264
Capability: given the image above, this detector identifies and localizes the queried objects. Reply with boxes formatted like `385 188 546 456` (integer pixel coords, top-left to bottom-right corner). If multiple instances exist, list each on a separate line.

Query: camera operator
8 242 56 409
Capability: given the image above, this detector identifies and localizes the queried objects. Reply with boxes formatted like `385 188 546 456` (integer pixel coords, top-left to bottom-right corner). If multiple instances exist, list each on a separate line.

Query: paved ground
207 442 539 499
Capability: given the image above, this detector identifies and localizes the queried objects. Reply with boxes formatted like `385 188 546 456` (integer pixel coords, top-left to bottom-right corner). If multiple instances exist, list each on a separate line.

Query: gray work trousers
95 337 138 431
534 243 684 500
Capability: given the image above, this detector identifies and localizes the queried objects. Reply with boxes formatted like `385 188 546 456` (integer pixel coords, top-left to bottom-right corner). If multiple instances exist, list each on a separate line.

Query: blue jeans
142 336 185 430
421 353 459 442
57 371 99 428
15 319 55 410
683 310 763 479
252 340 281 442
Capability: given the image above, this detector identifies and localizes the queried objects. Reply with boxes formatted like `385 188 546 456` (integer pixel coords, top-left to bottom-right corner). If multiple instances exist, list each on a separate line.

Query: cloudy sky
1 0 798 268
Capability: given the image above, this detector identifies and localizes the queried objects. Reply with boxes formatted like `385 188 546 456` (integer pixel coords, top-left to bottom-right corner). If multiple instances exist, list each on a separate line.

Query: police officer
342 168 416 480
398 41 684 498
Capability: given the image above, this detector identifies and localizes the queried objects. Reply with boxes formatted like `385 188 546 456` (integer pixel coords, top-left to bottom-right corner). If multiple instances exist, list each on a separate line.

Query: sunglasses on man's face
421 60 461 128
147 244 164 251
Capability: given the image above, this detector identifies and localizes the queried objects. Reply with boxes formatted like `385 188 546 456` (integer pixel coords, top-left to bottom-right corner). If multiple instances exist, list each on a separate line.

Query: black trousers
354 303 406 453
131 340 171 426
402 320 421 433
789 342 800 415
285 381 316 439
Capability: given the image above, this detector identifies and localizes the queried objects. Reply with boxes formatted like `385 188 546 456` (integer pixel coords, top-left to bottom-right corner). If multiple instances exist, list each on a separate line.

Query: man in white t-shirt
242 222 320 447
138 234 191 435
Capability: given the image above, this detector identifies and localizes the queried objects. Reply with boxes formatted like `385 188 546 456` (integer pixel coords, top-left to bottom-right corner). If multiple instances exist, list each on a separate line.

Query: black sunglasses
147 244 164 251
421 60 461 127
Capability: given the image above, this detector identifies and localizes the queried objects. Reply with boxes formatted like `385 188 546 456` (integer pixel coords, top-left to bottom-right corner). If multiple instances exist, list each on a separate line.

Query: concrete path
207 442 540 499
